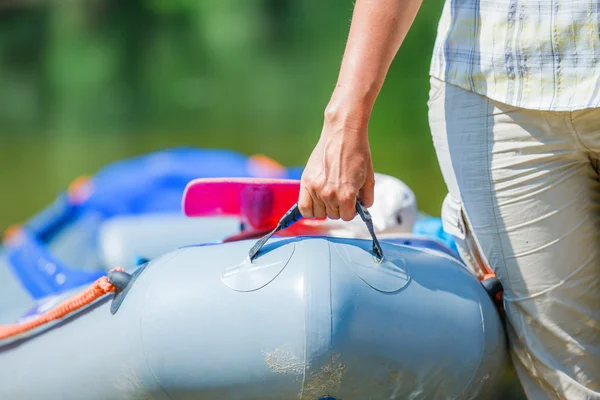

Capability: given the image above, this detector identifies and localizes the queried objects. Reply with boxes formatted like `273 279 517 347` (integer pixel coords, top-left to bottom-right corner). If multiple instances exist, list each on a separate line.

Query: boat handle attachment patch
248 201 384 263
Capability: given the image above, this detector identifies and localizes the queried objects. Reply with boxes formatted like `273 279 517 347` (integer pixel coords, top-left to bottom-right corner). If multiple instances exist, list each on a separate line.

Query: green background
0 0 448 230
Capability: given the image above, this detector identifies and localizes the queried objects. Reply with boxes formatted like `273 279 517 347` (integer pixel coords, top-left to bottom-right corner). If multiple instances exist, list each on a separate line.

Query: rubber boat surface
0 178 507 400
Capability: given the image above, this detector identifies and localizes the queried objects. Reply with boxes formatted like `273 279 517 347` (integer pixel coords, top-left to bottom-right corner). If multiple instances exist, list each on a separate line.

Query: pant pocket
441 193 466 241
441 193 494 279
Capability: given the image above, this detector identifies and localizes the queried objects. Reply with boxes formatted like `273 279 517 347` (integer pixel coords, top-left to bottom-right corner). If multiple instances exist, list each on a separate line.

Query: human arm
299 0 424 221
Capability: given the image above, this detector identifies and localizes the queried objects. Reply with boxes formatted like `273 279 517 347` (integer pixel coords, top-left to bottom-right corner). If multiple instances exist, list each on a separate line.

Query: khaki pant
428 76 600 400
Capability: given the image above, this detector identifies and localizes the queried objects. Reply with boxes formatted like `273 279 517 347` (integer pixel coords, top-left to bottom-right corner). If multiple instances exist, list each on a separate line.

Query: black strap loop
355 202 385 262
247 201 385 263
247 203 303 261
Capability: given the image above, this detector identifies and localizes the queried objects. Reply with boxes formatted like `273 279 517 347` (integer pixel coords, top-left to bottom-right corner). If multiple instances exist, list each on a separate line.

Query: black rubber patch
482 277 503 300
110 263 148 315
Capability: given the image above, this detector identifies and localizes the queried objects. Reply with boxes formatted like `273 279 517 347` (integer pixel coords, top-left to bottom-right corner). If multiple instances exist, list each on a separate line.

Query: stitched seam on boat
300 237 308 399
140 253 180 400
328 240 333 389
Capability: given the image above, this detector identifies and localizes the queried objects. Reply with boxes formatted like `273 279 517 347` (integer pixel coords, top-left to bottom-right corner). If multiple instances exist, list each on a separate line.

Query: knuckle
321 187 335 201
301 181 314 192
327 210 340 220
315 179 327 191
315 210 327 219
339 191 357 205
301 174 317 187
339 204 356 222
298 203 312 217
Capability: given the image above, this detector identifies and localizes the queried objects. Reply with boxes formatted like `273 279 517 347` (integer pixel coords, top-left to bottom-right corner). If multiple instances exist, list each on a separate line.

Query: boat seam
139 253 180 400
300 237 308 399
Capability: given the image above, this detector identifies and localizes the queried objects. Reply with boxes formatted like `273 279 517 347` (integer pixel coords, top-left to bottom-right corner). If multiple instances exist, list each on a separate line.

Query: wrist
323 90 373 133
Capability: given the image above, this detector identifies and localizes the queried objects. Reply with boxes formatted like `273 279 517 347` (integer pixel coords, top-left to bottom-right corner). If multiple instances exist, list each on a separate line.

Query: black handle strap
355 202 385 262
247 204 303 261
247 201 385 263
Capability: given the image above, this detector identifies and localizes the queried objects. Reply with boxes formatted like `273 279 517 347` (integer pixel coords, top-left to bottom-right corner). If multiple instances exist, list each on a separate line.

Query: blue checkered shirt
430 0 600 111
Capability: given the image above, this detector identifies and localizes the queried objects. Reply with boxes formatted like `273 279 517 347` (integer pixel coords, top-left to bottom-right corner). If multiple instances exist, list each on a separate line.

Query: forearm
325 0 424 128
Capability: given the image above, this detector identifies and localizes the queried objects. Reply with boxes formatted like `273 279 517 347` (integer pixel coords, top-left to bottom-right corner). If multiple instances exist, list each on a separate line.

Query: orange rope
0 268 124 341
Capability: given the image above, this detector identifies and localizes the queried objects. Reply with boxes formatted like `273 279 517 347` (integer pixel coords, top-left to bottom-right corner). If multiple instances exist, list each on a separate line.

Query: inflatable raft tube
0 236 506 400
0 214 241 324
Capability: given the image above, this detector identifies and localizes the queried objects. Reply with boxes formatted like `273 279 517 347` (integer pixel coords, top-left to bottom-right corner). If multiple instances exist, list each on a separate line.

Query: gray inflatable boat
0 230 506 399
0 213 243 325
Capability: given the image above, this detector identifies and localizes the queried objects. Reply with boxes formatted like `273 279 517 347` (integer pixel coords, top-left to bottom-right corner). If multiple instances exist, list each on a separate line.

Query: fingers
338 192 357 221
300 184 349 220
299 132 375 222
325 203 340 220
302 176 361 222
302 178 374 221
298 186 314 218
299 183 327 219
358 179 375 208
311 196 327 219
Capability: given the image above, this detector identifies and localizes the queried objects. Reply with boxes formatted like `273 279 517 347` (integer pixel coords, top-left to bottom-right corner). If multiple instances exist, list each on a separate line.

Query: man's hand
299 114 375 222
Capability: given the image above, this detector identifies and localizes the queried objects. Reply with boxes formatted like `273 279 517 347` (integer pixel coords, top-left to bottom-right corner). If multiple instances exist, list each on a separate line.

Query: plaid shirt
429 0 600 111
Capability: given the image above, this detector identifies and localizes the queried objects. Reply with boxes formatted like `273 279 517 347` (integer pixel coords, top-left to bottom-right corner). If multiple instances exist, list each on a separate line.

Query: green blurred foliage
0 0 451 229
